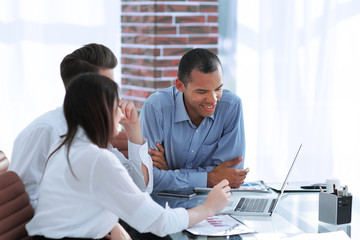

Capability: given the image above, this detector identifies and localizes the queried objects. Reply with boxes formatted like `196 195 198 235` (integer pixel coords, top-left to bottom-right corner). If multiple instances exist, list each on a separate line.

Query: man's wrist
207 171 215 187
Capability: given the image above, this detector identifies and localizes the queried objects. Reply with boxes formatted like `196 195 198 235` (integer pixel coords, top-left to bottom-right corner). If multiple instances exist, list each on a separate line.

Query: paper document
186 214 254 236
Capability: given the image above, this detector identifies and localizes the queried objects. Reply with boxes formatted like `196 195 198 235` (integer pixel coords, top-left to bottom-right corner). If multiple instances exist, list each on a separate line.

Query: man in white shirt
9 43 153 209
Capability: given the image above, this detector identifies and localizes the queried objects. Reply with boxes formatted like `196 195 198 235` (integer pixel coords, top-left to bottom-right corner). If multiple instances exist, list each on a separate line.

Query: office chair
0 150 9 173
0 171 34 240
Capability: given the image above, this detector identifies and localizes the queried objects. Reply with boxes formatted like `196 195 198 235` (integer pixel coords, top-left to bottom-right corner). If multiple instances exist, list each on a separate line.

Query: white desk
155 190 358 239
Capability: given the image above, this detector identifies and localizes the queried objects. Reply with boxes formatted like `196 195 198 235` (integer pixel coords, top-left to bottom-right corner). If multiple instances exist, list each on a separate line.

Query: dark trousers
118 219 172 240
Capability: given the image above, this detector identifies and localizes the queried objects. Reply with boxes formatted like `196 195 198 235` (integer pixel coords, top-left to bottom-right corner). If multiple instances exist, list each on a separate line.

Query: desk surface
150 189 358 239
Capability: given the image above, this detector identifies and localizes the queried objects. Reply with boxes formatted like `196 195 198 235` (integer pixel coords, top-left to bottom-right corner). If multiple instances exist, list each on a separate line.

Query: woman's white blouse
26 128 188 238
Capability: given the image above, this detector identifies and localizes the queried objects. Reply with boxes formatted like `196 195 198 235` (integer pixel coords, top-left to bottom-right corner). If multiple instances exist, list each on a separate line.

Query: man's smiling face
176 65 223 126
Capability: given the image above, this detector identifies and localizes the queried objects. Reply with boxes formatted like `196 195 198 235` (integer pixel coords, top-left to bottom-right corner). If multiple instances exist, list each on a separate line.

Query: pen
343 185 348 196
225 223 240 233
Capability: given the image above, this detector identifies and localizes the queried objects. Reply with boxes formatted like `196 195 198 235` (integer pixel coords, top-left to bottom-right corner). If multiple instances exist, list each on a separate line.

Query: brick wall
120 0 219 109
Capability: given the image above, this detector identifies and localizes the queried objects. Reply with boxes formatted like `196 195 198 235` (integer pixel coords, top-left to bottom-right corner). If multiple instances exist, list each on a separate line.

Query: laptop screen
270 144 302 215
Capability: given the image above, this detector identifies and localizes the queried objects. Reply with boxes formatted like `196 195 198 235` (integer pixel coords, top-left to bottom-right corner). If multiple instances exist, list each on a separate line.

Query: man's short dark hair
60 43 118 88
177 48 222 86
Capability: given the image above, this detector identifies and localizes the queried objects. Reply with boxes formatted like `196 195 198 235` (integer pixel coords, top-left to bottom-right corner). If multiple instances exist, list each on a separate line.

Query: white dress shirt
26 128 188 238
9 107 153 209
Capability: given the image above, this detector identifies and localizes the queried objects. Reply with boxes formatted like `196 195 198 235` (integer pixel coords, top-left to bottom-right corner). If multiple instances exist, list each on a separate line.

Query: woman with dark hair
26 73 231 239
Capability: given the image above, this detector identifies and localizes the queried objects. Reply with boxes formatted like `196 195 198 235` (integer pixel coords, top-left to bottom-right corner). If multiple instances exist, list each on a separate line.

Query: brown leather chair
0 171 34 240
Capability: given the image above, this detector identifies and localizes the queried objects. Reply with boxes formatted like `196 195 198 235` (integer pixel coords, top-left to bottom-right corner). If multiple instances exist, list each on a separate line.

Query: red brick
200 5 218 13
189 36 217 44
122 47 160 56
166 5 197 12
121 57 144 66
155 80 175 89
163 69 178 78
180 26 210 34
122 0 156 1
163 48 192 56
210 26 218 33
121 36 155 45
121 88 152 99
154 37 187 45
122 4 139 12
121 15 156 23
122 78 156 88
208 15 218 23
140 4 165 12
122 26 154 34
122 68 162 78
122 15 172 24
123 58 179 68
155 0 185 1
176 16 205 24
155 26 177 34
156 59 180 67
155 16 173 24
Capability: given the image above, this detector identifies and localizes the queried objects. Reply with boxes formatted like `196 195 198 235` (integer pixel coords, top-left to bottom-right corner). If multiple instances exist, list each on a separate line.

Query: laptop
221 144 302 216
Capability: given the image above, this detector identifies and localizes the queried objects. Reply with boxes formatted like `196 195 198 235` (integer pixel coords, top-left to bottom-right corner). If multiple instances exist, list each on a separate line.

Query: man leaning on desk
140 48 248 191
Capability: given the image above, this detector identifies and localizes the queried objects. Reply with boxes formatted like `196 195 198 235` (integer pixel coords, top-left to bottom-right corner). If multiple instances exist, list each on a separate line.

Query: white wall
0 0 120 159
219 0 360 194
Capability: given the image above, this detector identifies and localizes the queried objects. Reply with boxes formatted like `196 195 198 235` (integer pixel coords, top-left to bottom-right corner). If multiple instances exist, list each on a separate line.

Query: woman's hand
118 100 143 145
119 100 139 128
187 179 231 228
203 179 231 216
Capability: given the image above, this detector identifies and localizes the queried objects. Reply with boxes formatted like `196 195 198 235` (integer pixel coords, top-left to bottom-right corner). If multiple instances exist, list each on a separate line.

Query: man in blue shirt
140 48 248 191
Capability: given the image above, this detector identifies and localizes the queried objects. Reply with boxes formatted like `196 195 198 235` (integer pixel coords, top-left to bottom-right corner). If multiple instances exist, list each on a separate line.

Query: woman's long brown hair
46 73 119 178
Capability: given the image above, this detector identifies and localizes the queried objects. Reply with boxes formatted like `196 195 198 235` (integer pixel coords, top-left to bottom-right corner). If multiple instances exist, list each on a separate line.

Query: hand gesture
149 142 168 170
204 179 231 216
118 100 143 145
207 157 249 188
118 100 139 127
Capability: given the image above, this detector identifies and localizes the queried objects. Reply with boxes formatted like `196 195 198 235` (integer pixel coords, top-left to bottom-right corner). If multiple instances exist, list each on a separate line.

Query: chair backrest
0 171 34 240
0 150 9 173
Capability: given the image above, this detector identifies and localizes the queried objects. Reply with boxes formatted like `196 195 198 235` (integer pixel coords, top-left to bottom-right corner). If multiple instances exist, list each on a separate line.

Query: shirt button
191 150 194 152
196 129 198 132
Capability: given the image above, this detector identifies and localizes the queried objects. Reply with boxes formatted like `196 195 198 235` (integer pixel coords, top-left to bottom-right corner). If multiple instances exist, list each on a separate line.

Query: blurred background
1 0 359 193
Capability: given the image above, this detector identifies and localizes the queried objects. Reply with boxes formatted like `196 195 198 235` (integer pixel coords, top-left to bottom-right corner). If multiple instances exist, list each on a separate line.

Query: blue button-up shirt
140 86 245 191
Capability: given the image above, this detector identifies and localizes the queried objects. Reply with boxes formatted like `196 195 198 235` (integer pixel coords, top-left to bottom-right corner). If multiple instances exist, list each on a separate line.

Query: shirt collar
175 91 190 123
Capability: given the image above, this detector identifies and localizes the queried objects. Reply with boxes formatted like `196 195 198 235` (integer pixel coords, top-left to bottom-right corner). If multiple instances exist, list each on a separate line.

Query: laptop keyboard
235 198 268 212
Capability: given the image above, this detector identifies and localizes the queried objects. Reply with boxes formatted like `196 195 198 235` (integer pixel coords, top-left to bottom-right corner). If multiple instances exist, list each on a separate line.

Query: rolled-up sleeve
109 138 153 193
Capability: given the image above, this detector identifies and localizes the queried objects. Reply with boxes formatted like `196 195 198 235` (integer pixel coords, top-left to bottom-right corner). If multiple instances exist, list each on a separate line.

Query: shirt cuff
188 172 207 188
128 138 148 163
